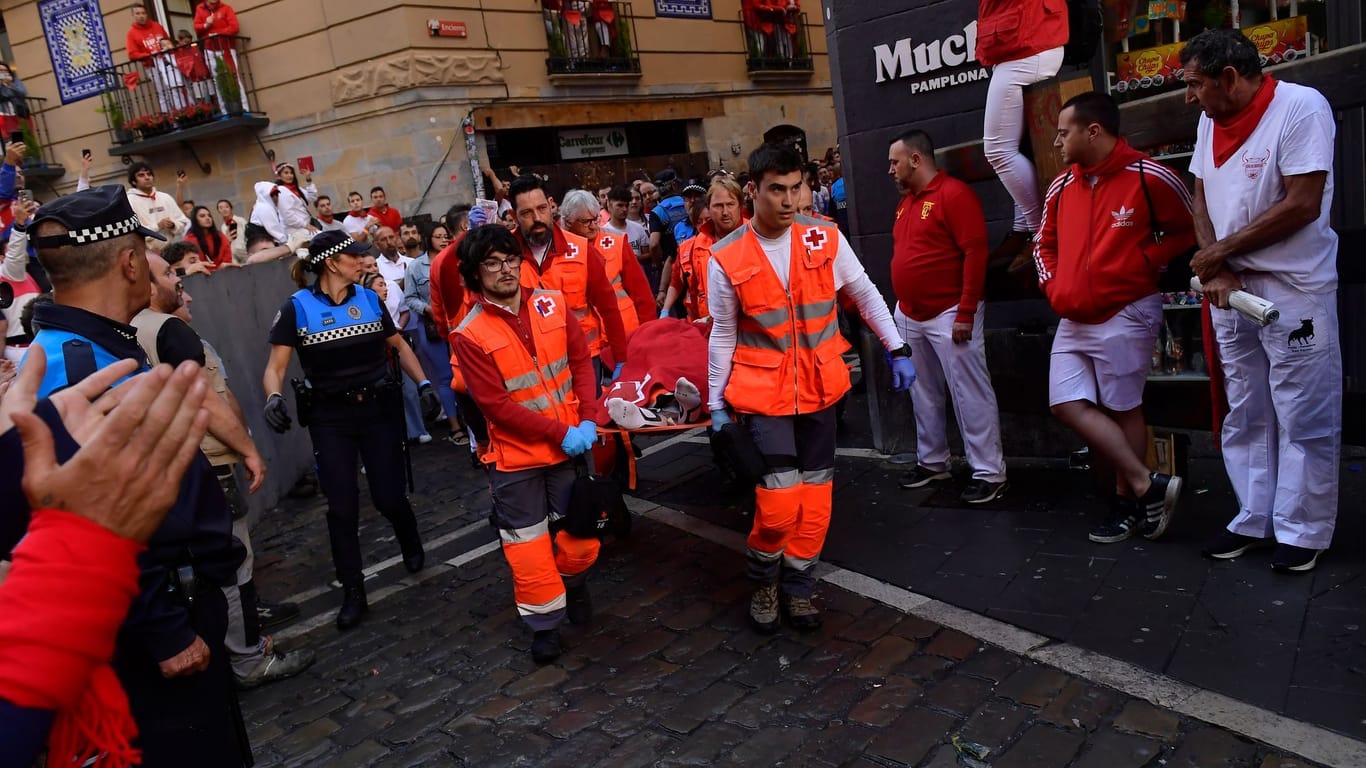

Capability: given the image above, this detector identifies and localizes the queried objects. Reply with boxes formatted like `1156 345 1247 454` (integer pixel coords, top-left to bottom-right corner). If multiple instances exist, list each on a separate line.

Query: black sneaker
898 465 951 489
1271 544 1321 573
1089 496 1138 544
1137 473 1182 540
1201 530 1270 560
256 600 300 631
530 629 562 664
961 480 1008 504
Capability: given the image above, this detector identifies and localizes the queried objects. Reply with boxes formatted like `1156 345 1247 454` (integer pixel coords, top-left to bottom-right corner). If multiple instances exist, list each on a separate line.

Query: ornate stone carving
331 52 503 105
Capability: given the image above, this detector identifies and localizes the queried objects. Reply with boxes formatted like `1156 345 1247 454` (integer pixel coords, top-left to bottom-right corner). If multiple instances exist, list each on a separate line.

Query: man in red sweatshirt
193 0 243 112
887 129 1006 504
125 6 174 111
1034 92 1195 544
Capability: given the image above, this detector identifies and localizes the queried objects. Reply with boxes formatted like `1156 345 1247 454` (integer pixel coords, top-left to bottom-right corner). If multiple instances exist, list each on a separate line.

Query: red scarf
1212 75 1277 168
0 509 144 768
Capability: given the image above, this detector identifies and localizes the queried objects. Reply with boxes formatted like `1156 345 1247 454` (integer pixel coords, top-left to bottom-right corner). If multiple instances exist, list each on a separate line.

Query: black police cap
304 229 369 268
30 185 166 249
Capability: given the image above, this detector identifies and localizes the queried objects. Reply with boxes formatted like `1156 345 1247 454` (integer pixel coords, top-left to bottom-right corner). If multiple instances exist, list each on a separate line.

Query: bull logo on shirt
1241 149 1271 180
920 201 935 219
1288 318 1315 348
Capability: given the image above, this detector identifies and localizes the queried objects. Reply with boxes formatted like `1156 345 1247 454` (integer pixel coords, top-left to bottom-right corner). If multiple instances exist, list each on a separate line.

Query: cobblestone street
238 435 1352 767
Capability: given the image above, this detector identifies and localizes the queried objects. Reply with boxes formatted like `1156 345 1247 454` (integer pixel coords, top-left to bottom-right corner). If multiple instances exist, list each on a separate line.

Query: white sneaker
417 434 433 445
674 377 703 423
607 398 665 429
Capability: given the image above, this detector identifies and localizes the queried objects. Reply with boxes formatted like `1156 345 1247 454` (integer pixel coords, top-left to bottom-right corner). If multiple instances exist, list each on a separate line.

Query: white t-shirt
377 253 413 329
342 213 371 238
1190 81 1337 294
706 223 902 412
602 219 650 262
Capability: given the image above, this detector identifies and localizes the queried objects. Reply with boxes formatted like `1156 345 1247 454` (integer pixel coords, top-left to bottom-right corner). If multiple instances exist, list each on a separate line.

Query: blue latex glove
468 205 491 227
709 408 733 431
611 362 625 382
890 356 917 392
576 419 598 446
658 308 670 320
561 422 593 457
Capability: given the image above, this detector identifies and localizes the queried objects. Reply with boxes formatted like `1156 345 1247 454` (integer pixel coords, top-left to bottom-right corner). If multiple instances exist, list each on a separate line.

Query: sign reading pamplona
558 127 630 160
872 20 988 95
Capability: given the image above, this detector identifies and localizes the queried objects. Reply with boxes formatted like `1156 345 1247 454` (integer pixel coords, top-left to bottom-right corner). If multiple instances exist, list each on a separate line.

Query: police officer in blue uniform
262 230 439 630
10 185 251 768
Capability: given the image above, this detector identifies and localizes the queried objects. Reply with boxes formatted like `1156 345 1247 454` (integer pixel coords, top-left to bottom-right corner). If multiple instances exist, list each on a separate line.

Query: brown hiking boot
749 584 780 634
783 593 823 631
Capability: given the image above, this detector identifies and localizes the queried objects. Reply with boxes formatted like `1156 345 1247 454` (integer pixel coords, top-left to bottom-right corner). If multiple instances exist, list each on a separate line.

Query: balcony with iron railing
95 35 268 168
740 10 814 76
543 2 641 79
11 96 64 182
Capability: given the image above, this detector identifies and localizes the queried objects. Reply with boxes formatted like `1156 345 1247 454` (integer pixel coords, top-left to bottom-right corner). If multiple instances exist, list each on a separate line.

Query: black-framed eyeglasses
480 254 522 272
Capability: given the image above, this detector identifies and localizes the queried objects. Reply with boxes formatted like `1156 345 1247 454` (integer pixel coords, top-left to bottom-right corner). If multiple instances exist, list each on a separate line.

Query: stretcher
595 419 710 490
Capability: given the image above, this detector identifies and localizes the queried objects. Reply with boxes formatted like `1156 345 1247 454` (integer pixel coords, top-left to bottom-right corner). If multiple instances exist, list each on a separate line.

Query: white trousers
983 46 1064 232
895 303 1007 482
1213 273 1342 549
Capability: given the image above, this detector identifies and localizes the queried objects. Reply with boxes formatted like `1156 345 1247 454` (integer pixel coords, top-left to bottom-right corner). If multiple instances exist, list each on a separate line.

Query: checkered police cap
305 229 370 268
30 185 166 249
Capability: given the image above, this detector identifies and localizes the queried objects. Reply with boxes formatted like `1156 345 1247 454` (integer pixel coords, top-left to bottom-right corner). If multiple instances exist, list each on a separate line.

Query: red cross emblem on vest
534 295 557 317
599 235 615 251
565 242 580 259
802 227 827 251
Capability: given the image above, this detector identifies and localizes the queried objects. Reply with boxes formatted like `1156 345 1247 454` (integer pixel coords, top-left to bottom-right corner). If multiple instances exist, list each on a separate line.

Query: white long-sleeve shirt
126 188 189 239
706 224 902 412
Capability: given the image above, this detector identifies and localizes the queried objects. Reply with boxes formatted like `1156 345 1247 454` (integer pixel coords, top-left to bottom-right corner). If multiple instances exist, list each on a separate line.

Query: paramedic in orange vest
452 223 605 665
708 143 917 633
557 188 656 365
661 176 747 331
507 175 631 382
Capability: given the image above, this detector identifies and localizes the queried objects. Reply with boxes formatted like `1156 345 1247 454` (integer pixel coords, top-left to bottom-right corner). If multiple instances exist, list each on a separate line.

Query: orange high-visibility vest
595 230 640 337
676 218 746 323
455 289 581 470
712 217 851 416
445 291 477 394
521 228 602 355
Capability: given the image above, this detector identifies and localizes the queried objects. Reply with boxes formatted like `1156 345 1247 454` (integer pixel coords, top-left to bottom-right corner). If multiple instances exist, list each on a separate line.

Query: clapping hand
3 348 212 544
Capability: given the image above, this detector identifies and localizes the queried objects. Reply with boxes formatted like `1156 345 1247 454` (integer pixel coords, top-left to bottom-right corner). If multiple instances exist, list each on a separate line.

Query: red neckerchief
1212 75 1277 168
129 189 158 199
277 181 304 201
318 214 335 225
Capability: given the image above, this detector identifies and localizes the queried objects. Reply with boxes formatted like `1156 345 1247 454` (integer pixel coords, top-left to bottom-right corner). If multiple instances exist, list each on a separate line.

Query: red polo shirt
368 205 402 232
891 170 989 324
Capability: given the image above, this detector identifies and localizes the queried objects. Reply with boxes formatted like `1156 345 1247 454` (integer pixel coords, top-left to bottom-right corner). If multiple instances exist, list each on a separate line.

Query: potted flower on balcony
214 58 243 116
174 102 215 129
128 112 173 139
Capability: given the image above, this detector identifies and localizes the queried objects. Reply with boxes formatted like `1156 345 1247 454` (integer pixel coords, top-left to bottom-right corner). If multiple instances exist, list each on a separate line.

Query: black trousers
307 392 419 588
113 587 251 768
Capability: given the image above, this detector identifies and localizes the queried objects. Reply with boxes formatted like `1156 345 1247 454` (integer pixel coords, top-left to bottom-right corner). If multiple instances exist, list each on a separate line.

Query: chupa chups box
1113 42 1185 94
1243 16 1309 66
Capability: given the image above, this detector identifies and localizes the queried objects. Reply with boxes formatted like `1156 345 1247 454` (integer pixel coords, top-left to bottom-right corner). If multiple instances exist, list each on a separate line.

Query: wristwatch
890 343 912 359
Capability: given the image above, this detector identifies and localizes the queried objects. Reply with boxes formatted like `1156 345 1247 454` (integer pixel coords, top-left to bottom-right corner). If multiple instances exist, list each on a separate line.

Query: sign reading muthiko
558 127 630 160
873 20 988 95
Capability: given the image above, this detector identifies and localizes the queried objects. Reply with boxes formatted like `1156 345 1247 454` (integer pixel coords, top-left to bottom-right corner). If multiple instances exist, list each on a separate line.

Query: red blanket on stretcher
596 318 709 425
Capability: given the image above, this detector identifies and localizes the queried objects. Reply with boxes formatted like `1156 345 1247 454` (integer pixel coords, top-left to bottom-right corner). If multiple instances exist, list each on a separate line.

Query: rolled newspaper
1189 276 1280 326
